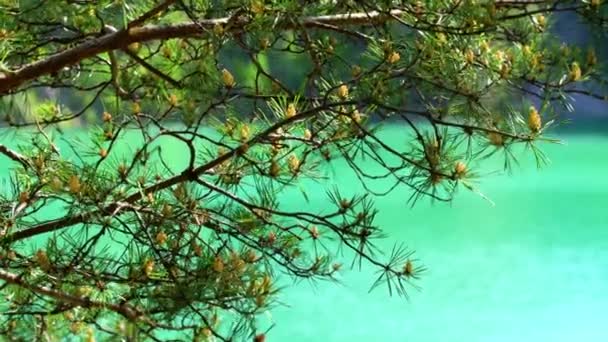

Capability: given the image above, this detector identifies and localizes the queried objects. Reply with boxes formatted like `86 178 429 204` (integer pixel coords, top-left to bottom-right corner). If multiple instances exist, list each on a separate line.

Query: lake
265 127 608 342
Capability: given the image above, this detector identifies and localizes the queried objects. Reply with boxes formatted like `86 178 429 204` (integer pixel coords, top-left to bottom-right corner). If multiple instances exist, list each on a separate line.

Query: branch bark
0 1 564 94
0 144 30 169
0 10 405 94
0 268 144 321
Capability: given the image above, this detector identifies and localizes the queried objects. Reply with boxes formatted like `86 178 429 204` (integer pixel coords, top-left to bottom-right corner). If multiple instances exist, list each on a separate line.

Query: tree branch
0 268 145 322
2 101 352 243
123 49 182 88
0 144 30 169
128 0 178 28
0 1 569 95
0 10 407 94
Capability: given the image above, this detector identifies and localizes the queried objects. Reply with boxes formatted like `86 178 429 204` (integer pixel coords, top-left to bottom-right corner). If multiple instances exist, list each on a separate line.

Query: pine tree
0 1 606 340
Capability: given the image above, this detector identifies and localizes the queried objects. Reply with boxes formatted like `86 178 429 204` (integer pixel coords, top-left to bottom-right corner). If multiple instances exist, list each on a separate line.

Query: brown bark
0 268 143 321
0 10 405 94
0 0 559 94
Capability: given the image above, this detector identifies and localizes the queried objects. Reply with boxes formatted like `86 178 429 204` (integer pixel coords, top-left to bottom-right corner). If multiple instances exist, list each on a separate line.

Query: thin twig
0 144 30 169
128 0 178 28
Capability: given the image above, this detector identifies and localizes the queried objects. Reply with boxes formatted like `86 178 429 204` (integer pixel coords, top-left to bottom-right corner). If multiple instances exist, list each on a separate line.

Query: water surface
267 130 608 342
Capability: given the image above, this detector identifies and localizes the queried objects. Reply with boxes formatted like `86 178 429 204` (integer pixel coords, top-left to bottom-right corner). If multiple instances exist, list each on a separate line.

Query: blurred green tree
0 1 606 340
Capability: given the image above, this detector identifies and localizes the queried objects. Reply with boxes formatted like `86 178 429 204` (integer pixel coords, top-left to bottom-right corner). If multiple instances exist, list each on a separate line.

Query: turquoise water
265 131 608 341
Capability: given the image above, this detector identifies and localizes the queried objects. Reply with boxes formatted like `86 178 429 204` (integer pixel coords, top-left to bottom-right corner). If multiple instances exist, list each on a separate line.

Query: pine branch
2 100 353 243
128 0 178 28
0 1 562 94
0 144 30 169
0 268 146 322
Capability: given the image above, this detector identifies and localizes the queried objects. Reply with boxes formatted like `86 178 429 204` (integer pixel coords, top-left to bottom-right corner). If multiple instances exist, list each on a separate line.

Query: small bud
527 106 542 133
465 49 475 64
387 51 400 64
240 124 250 141
168 94 178 106
245 250 258 263
202 328 213 338
430 172 443 185
288 154 300 174
251 0 264 14
340 199 351 210
536 15 546 30
64 311 74 321
310 226 319 239
337 84 349 99
454 161 467 178
143 259 155 277
70 322 82 334
499 63 510 79
404 260 414 277
352 65 362 78
99 148 108 158
436 32 447 45
102 111 112 122
269 160 280 177
213 256 224 272
36 249 51 271
267 231 276 244
33 155 45 170
221 68 235 88
285 103 296 119
569 61 581 81
271 143 281 156
132 102 141 115
192 242 202 257
128 42 141 52
68 175 81 194
86 327 96 342
351 110 362 124
161 204 172 217
254 334 266 342
303 129 312 140
155 231 167 245
117 164 128 179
